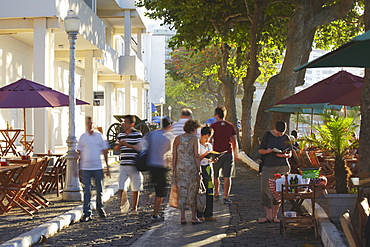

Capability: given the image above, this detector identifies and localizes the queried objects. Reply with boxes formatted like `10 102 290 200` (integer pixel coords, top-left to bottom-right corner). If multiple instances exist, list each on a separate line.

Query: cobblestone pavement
222 161 324 247
33 192 158 247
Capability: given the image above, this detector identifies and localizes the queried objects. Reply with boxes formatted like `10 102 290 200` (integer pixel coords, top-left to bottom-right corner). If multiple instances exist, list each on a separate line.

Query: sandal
257 217 271 224
191 218 202 225
272 217 280 223
181 218 187 225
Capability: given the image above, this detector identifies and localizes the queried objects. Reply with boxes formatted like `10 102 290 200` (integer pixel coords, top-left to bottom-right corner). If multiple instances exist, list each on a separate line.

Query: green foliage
301 116 358 160
166 46 221 85
315 1 364 50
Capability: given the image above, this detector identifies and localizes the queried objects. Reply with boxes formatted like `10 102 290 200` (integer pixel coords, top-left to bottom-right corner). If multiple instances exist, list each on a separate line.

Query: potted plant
301 115 358 221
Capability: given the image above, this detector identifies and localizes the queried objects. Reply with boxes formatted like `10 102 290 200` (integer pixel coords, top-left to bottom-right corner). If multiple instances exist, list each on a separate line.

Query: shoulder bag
135 133 150 172
197 179 207 212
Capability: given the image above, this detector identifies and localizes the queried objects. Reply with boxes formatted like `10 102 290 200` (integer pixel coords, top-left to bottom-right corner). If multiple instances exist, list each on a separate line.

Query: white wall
54 60 86 145
147 35 165 104
0 36 33 135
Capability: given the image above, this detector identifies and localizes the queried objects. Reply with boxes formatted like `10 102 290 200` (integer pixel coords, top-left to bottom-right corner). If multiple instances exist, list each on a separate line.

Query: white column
33 18 53 153
137 83 143 118
124 10 131 56
125 77 131 114
105 83 113 131
137 29 142 60
84 50 96 117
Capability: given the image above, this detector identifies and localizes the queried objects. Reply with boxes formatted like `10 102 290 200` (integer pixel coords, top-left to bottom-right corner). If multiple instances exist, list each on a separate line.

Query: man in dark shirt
210 106 239 204
114 115 143 215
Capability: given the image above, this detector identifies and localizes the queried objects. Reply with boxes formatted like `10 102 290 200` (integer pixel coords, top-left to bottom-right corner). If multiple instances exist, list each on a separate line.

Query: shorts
119 165 143 191
213 153 233 178
150 167 170 198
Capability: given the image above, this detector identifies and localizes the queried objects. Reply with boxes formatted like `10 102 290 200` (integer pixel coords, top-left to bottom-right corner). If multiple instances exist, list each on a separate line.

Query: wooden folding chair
340 210 363 247
358 198 370 239
19 135 34 155
23 157 50 209
0 160 37 216
37 156 66 197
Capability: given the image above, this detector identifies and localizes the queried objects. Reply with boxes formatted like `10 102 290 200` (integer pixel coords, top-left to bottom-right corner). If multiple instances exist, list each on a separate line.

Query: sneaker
98 209 107 218
131 210 138 216
223 198 232 204
214 195 220 202
205 216 217 221
80 215 92 222
151 215 163 222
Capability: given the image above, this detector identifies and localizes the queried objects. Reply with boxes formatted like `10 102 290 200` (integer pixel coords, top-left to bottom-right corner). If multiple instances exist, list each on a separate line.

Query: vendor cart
280 183 317 239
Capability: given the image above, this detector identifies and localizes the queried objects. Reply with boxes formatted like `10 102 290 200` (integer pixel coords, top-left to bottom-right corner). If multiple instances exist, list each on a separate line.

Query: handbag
197 180 207 212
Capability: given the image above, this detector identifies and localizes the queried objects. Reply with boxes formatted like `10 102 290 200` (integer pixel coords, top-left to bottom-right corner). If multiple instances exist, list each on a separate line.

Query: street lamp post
159 96 164 129
63 10 83 201
168 106 172 120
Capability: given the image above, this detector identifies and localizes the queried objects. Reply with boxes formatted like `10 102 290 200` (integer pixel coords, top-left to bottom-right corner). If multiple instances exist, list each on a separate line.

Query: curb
0 182 120 247
239 151 346 247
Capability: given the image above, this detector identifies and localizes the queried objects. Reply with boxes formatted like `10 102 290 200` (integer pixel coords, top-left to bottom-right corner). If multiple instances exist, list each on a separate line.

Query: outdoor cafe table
33 153 64 157
0 129 23 156
0 163 28 185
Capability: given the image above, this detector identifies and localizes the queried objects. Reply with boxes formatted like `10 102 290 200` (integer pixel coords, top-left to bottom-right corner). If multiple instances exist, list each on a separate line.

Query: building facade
0 0 164 153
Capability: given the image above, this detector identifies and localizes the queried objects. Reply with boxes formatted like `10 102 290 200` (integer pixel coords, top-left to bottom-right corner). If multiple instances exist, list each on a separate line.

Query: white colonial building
0 0 165 153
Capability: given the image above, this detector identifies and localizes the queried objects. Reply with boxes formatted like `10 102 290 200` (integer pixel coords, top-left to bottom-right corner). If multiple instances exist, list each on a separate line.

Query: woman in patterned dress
172 119 201 224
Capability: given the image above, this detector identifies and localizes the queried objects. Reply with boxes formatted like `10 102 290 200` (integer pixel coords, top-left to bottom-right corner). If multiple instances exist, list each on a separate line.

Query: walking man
147 118 172 221
210 106 239 204
170 108 192 136
114 115 143 215
78 116 110 222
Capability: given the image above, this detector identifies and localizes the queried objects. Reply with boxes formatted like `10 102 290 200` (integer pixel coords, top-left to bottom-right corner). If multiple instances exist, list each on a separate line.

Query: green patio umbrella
267 103 341 133
294 30 370 71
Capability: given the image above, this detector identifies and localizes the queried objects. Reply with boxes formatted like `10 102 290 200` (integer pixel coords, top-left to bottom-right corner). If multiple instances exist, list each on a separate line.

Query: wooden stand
280 184 317 239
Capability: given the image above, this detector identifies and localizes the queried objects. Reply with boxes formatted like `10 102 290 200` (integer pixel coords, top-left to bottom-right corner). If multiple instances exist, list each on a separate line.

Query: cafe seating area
290 149 359 191
0 154 67 216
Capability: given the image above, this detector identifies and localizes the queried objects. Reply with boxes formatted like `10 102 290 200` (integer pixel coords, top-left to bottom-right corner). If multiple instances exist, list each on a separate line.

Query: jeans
82 169 104 217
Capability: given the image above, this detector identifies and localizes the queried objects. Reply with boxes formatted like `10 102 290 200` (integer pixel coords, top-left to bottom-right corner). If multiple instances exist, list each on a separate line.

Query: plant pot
324 193 357 223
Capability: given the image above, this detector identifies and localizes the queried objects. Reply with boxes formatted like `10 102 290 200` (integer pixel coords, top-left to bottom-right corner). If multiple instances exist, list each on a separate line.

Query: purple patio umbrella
0 78 89 150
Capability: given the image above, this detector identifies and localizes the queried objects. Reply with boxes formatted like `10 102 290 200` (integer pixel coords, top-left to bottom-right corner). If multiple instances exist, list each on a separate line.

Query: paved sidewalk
1 153 346 246
223 161 323 246
131 199 229 247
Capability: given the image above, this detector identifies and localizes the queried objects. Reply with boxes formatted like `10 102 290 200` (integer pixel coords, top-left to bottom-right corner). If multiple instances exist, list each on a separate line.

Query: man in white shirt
78 116 110 222
170 108 193 136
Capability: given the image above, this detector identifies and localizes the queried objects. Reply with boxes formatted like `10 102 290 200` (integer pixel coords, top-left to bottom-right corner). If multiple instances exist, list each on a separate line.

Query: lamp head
64 10 80 33
159 96 164 104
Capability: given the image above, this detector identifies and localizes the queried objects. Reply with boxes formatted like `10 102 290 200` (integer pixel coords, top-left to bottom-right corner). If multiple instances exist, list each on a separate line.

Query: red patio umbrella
330 85 362 107
0 78 89 151
276 70 363 105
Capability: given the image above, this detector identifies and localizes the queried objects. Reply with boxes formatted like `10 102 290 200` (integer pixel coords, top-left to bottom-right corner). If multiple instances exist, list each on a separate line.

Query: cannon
106 115 155 149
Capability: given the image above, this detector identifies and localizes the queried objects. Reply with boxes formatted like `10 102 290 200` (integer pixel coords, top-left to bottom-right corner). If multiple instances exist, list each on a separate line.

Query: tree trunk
334 158 350 194
253 0 354 159
241 77 255 154
241 0 266 154
359 0 370 175
250 75 278 158
223 78 238 126
219 42 238 129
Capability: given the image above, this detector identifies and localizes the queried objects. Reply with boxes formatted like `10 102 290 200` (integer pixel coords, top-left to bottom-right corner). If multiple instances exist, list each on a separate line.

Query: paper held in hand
204 150 227 159
272 147 292 153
